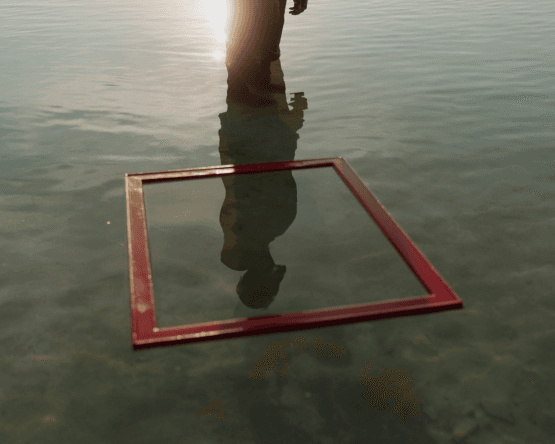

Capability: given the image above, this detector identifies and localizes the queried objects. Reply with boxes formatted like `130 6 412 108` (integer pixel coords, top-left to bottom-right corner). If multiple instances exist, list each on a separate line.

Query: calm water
1 0 554 443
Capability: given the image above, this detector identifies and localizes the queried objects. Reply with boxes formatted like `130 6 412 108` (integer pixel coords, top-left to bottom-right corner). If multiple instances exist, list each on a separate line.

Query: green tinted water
1 0 554 443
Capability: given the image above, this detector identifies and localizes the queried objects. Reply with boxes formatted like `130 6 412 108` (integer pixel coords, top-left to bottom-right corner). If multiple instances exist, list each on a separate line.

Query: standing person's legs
226 0 287 100
226 0 287 66
249 0 287 93
267 0 287 62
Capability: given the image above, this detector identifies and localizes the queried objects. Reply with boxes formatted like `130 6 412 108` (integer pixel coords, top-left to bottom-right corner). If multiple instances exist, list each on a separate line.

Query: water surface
1 0 554 443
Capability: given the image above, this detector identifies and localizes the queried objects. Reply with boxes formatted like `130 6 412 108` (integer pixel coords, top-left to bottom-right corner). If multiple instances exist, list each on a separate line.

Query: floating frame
125 157 463 350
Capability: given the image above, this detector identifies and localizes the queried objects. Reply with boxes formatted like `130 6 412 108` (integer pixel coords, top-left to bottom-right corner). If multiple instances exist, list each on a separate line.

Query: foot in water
226 59 284 107
250 60 286 94
226 79 278 108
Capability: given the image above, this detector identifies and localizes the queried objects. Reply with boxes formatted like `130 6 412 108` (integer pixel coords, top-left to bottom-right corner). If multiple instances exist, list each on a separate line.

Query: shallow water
1 0 554 443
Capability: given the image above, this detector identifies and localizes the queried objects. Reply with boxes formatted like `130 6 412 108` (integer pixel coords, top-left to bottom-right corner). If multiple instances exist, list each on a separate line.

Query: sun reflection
200 0 230 44
213 50 225 60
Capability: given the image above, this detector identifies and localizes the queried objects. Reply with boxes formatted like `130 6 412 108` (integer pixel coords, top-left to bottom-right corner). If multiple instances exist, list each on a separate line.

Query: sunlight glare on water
199 0 230 44
191 0 230 60
212 50 225 60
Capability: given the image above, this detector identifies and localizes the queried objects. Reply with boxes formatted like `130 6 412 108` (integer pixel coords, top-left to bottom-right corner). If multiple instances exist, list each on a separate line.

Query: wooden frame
125 157 463 350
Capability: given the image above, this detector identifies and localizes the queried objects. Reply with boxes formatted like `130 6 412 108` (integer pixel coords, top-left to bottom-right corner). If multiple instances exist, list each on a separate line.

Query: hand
289 0 307 15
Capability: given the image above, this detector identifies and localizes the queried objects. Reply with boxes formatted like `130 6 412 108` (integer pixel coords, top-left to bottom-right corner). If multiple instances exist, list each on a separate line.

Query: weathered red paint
125 157 463 351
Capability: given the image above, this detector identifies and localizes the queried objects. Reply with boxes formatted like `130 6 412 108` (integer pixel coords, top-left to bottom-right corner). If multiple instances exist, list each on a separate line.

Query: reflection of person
225 0 307 107
218 57 307 310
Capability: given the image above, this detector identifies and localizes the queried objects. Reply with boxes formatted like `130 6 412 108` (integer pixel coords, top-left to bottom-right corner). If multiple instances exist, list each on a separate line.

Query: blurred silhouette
225 0 307 107
218 54 307 310
218 0 308 310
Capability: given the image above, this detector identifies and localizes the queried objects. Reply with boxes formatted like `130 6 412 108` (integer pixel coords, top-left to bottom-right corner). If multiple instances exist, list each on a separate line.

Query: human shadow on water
218 54 307 311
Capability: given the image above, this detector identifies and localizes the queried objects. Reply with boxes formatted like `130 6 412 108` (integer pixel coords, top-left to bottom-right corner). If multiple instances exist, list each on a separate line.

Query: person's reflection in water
218 56 307 310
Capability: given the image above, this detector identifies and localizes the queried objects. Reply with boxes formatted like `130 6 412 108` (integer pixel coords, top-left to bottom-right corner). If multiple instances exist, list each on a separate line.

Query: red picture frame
125 157 463 351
